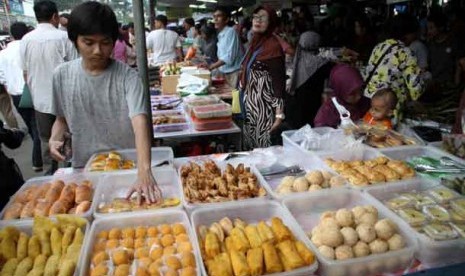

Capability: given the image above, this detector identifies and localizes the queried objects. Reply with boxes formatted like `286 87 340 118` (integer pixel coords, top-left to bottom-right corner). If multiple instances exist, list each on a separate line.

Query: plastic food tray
282 189 417 276
153 110 189 133
190 200 319 276
281 127 346 155
179 160 272 214
83 147 174 175
150 95 182 111
79 210 202 276
92 167 183 219
259 152 348 201
0 173 100 222
364 179 465 267
0 217 90 276
183 95 220 113
191 116 232 131
192 102 232 119
380 145 465 167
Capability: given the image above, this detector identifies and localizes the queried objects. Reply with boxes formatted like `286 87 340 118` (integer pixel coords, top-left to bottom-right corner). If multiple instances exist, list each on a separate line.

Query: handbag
19 84 33 108
231 89 241 114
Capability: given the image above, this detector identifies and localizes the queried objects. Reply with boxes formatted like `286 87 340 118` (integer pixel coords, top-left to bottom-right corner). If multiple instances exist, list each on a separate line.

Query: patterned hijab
288 31 329 95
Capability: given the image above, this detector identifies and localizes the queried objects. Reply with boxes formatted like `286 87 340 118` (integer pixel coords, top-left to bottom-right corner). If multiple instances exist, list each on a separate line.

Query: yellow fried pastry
122 227 135 239
17 232 29 260
150 247 163 261
230 250 251 276
276 240 305 271
247 248 264 276
373 165 400 181
161 234 175 247
114 264 131 276
262 242 283 274
231 228 250 253
295 241 315 265
61 226 76 255
181 252 196 268
90 263 108 276
166 256 182 270
1 227 19 259
270 217 293 242
92 251 108 266
64 244 81 264
1 258 19 276
160 224 172 234
72 228 84 245
244 225 263 248
173 223 187 235
44 255 60 276
27 236 41 259
163 246 177 256
135 238 146 249
180 267 196 276
57 259 76 276
106 239 119 249
224 236 234 253
135 247 150 259
38 231 51 256
205 232 221 259
176 233 190 243
108 228 122 239
257 221 275 244
147 226 158 237
50 228 63 256
112 249 130 265
32 254 47 271
135 226 147 239
121 237 134 249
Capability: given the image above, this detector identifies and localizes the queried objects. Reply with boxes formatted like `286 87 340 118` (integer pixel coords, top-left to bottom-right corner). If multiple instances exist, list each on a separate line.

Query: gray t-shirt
51 58 148 167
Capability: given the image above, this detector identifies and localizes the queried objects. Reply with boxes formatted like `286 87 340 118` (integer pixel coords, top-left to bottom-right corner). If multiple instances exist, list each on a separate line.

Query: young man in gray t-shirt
49 2 161 203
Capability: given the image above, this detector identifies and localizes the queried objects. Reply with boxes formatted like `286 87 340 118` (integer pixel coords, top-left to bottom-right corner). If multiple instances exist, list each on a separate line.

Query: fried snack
212 252 233 276
148 262 162 276
3 202 23 219
34 201 52 217
90 263 108 276
205 232 221 259
55 215 87 230
121 227 135 239
276 240 305 271
108 228 121 239
1 227 19 259
295 241 315 265
180 267 196 276
93 240 106 253
75 185 92 204
161 234 175 247
181 252 196 268
230 250 250 276
92 251 108 266
17 232 29 260
135 226 147 239
14 186 37 204
173 223 186 235
373 165 400 181
355 166 386 184
257 221 275 244
57 259 75 276
160 224 172 235
112 249 130 265
64 243 82 264
178 242 193 253
163 246 177 256
1 258 19 276
120 237 134 249
50 228 63 256
147 226 158 237
37 231 51 257
27 236 41 259
224 236 234 253
106 239 120 249
210 223 225 242
44 187 61 203
49 200 68 215
387 161 415 178
166 256 182 270
20 200 36 218
150 247 163 261
176 233 190 243
135 247 150 259
244 225 263 248
61 226 76 254
13 257 33 276
247 248 264 276
58 185 75 204
134 238 145 249
262 242 283 274
43 255 60 276
231 227 251 253
75 201 91 215
32 255 47 271
270 217 293 242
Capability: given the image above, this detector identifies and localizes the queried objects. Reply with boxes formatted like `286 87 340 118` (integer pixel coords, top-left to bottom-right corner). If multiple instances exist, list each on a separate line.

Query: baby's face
370 97 392 120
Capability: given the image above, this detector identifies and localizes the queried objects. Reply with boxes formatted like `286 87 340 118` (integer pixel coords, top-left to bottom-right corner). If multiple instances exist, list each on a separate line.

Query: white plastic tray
178 159 272 214
380 145 465 167
153 110 189 133
83 147 174 175
92 167 183 219
282 189 417 276
0 217 90 276
281 127 339 155
190 200 319 276
79 210 201 276
364 178 465 267
0 173 100 222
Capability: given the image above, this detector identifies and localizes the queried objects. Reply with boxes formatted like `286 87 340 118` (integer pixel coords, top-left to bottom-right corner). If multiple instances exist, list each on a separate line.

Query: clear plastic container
78 210 202 276
92 167 183 219
0 217 89 276
192 102 232 119
281 128 342 155
184 95 220 113
190 200 319 276
364 178 465 267
428 186 461 204
191 116 232 131
0 173 100 222
423 223 458 240
423 205 451 223
380 145 465 167
451 198 465 216
153 110 189 133
83 147 174 175
282 189 416 276
150 95 182 111
179 160 271 214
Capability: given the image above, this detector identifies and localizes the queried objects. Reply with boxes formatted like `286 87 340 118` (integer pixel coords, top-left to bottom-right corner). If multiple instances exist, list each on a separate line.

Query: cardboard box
161 69 211 94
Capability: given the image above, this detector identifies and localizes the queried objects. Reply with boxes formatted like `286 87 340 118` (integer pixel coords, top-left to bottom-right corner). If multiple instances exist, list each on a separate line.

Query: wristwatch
275 113 285 120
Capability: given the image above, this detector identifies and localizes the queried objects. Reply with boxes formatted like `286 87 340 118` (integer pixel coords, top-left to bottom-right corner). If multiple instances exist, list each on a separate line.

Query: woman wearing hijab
240 6 285 149
286 31 334 128
314 64 370 128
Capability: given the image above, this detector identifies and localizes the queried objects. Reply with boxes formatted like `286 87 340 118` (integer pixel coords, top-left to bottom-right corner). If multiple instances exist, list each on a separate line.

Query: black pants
0 152 24 209
12 95 43 167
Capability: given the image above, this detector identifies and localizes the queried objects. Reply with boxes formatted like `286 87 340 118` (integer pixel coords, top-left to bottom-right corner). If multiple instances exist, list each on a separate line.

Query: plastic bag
290 125 363 152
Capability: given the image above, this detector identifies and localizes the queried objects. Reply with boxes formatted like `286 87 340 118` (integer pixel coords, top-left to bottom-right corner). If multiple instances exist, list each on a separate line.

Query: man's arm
209 60 226 71
49 116 69 161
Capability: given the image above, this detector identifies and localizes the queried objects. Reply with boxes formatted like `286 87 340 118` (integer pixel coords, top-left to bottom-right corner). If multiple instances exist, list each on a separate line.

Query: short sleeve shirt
217 26 243 74
51 59 148 167
146 29 181 65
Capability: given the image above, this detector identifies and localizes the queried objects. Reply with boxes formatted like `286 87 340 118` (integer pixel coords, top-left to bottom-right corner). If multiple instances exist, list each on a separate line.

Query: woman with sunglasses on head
240 6 285 149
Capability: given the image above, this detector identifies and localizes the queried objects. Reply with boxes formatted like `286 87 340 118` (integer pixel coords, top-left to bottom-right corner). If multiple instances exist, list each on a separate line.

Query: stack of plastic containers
191 102 233 131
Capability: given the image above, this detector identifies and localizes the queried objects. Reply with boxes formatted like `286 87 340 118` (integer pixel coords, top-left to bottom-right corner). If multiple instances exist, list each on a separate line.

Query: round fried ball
318 245 335 260
135 238 146 249
293 177 309 192
112 249 130 265
122 227 135 239
322 171 333 181
97 230 108 239
308 184 323 191
173 223 186 235
121 238 134 249
135 247 150 259
319 227 344 247
374 219 397 240
178 242 193 253
336 208 354 227
160 224 172 235
352 206 367 223
280 176 296 188
161 234 175 247
114 264 131 276
364 205 378 216
91 263 108 276
135 226 147 239
165 268 179 276
353 241 371 257
278 186 294 195
181 252 197 268
135 267 150 276
106 239 119 249
387 234 405 251
340 227 359 246
108 228 121 239
359 212 378 226
369 239 388 254
305 171 324 186
311 234 323 247
92 251 108 266
329 176 345 188
148 261 162 276
150 247 163 261
163 246 177 256
180 267 197 276
176 233 190 243
335 245 354 260
356 223 376 243
147 226 158 237
166 256 182 270
320 211 336 220
320 217 340 229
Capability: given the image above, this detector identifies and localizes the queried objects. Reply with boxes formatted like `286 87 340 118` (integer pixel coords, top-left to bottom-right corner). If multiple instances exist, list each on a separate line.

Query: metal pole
132 0 154 143
3 0 11 27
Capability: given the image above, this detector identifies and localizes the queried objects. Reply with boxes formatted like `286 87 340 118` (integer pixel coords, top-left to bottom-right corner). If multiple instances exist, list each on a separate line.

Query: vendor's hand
49 140 65 162
126 170 162 205
270 118 283 134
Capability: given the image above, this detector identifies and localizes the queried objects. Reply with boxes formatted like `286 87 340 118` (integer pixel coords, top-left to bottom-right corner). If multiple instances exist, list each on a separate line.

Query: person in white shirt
0 22 43 171
21 0 78 175
59 13 69 31
184 17 195 39
146 15 182 66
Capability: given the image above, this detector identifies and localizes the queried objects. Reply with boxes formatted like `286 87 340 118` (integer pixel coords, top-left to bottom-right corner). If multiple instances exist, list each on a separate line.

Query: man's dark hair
214 6 231 19
59 13 70 20
184 17 195 27
68 2 118 47
33 0 58 22
10 22 29 40
201 24 216 40
127 22 134 29
427 12 448 30
155 15 168 26
387 14 418 40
